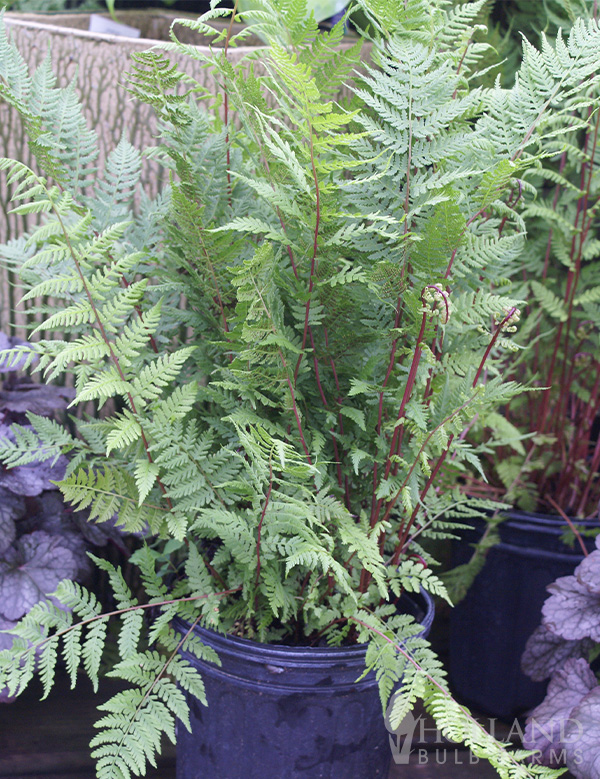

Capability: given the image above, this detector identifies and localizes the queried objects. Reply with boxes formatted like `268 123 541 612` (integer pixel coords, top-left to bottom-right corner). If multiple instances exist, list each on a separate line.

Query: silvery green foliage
0 615 16 701
490 0 596 87
0 351 80 632
0 331 32 371
0 490 90 703
0 423 68 494
0 0 593 776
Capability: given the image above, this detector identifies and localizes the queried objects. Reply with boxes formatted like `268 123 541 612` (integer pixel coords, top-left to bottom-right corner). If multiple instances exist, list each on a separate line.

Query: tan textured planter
0 10 264 332
0 11 263 240
0 11 366 332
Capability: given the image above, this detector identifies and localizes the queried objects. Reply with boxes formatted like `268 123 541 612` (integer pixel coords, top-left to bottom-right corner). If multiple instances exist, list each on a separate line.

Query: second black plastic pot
449 510 596 720
174 590 434 779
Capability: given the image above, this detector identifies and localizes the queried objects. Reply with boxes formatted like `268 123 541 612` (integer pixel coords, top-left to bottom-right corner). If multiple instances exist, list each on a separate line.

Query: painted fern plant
462 0 600 520
0 0 597 776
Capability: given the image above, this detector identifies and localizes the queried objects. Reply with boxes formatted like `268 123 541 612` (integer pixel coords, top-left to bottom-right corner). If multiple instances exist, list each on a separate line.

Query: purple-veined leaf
0 488 25 524
0 615 17 652
0 487 25 556
0 514 16 557
575 545 600 596
522 623 593 682
0 457 68 497
523 658 597 765
542 571 600 642
23 491 126 548
565 686 600 778
0 382 75 415
0 530 78 621
17 494 91 578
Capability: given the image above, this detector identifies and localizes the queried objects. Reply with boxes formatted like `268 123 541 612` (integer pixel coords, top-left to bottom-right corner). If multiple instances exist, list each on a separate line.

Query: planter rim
3 11 267 53
174 589 434 694
482 503 598 528
462 507 597 561
501 507 598 528
493 540 593 563
176 587 435 662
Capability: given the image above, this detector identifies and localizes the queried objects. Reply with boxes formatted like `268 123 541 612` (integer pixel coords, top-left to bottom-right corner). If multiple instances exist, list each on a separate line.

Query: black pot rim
174 588 435 664
174 589 434 694
501 507 598 528
459 507 597 562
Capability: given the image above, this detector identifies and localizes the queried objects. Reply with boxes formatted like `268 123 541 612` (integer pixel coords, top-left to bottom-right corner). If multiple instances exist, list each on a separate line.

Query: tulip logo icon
385 700 418 765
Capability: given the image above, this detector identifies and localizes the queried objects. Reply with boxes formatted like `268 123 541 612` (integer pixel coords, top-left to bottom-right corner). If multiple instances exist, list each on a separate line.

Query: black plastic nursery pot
174 591 434 779
449 510 596 721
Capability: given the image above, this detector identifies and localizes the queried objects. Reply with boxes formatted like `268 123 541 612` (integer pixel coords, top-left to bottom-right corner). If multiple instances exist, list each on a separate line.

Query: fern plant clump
0 0 596 776
463 0 600 522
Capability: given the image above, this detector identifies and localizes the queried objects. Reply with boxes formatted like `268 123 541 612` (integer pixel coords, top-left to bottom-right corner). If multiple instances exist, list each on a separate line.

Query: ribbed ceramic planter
0 10 258 333
0 10 367 333
449 510 596 720
0 11 263 245
174 591 435 779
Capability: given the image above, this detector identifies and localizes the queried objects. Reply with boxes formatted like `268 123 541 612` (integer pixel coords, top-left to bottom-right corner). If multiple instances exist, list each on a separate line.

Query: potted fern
0 0 594 777
448 0 600 721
